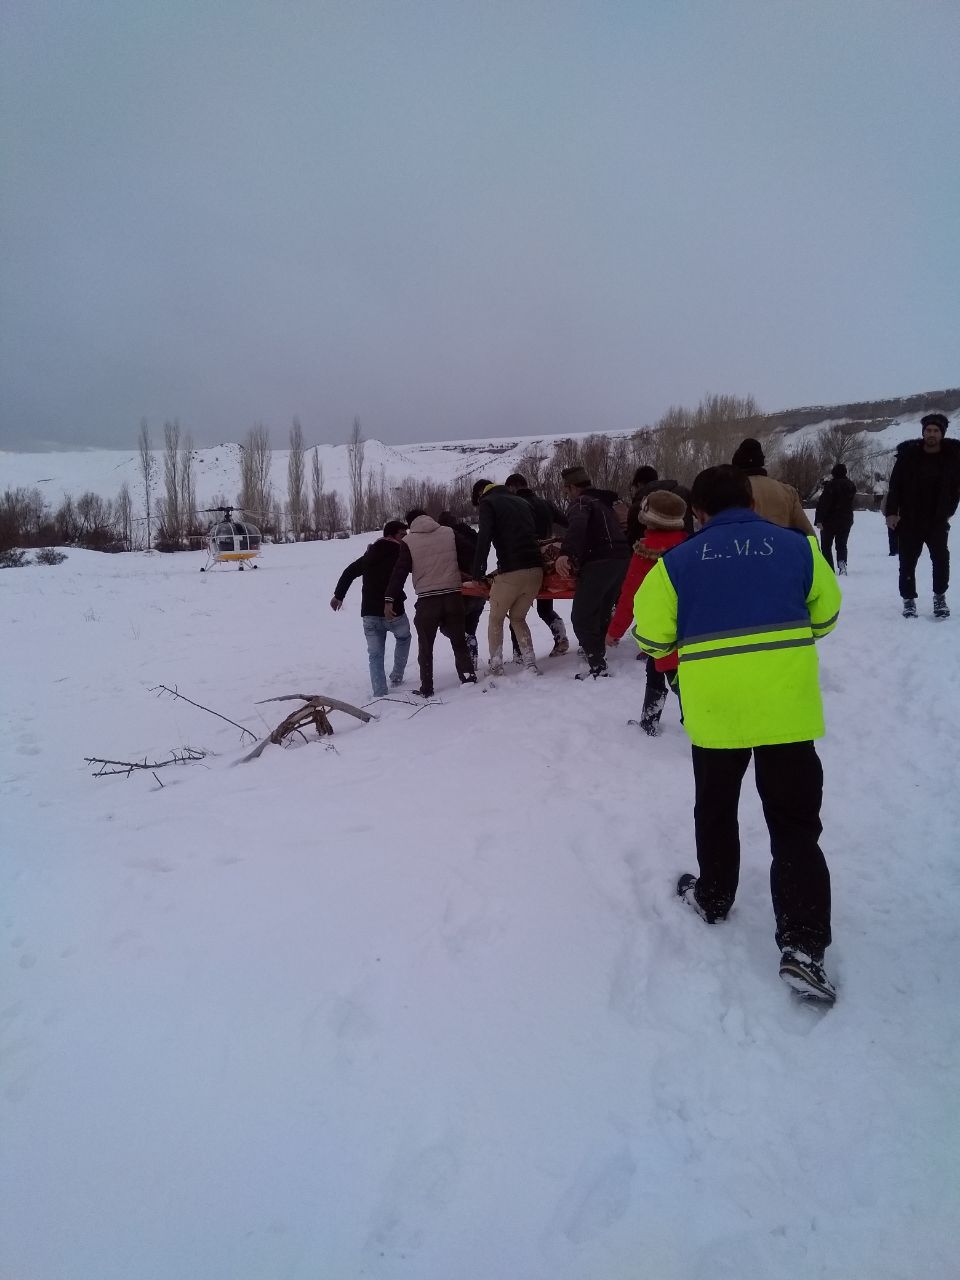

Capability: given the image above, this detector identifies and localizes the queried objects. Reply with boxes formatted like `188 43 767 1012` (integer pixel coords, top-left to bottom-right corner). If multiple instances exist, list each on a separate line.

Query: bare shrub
35 547 67 565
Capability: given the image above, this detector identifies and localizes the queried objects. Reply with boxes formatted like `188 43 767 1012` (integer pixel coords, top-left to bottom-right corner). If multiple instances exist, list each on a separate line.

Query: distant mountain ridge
2 387 957 514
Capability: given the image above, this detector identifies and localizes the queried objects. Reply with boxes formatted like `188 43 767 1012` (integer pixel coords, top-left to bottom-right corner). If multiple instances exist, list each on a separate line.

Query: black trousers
415 593 474 694
819 518 852 570
898 524 950 598
463 596 485 638
691 741 831 956
571 558 628 665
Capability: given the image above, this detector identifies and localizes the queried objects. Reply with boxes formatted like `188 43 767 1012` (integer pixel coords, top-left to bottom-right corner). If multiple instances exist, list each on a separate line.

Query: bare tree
310 447 324 538
239 424 272 521
179 432 198 541
137 418 155 549
347 416 366 532
319 490 346 538
159 420 182 549
287 418 306 541
816 423 868 483
115 482 133 551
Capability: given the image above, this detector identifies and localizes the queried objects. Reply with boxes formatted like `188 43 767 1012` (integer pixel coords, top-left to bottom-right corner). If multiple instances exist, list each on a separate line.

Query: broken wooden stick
243 693 373 762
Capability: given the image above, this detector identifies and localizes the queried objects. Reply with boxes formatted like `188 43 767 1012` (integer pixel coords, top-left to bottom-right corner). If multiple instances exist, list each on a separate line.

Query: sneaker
676 873 721 923
933 593 950 619
460 672 478 685
902 598 918 618
779 948 836 1005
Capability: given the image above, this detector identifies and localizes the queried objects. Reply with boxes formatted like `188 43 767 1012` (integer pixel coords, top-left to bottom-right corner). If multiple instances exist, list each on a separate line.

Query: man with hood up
730 438 816 536
384 512 477 697
884 412 960 619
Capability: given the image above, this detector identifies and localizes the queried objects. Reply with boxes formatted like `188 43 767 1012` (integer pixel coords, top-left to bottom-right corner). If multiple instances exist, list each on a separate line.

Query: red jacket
607 530 687 669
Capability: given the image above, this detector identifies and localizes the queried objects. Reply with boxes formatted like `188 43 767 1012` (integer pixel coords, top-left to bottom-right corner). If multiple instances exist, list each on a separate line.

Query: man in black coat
814 463 857 574
885 413 960 618
331 519 411 695
504 472 569 657
470 479 544 673
555 466 630 678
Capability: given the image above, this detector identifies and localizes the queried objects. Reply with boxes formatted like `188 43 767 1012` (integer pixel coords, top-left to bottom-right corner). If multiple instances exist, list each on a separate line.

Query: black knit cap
921 413 949 434
831 463 847 478
731 438 765 469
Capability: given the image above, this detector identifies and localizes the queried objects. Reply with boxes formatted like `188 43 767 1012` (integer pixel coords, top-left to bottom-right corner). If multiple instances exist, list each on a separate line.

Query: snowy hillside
2 517 958 1279
0 407 942 518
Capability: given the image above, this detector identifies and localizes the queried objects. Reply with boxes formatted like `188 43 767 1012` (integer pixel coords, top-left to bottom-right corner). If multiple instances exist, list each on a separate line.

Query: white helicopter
198 506 263 571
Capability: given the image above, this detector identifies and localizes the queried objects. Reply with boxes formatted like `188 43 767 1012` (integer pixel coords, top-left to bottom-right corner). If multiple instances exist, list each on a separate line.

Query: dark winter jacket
814 476 857 527
516 487 568 538
471 485 543 578
884 438 960 527
627 479 694 543
560 488 630 567
334 538 405 617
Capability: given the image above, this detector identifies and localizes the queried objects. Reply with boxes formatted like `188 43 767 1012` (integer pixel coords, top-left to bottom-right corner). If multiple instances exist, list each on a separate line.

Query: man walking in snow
470 479 545 675
731 438 816 535
554 466 630 678
504 472 569 657
384 512 476 698
331 519 411 697
884 412 960 619
814 463 857 574
633 465 842 1003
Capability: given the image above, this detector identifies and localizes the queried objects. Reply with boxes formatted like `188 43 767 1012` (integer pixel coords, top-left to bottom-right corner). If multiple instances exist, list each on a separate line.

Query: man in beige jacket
731 438 815 535
384 512 476 697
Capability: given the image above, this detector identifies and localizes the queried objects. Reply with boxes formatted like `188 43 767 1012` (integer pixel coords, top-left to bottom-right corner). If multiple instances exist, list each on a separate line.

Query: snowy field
2 513 958 1280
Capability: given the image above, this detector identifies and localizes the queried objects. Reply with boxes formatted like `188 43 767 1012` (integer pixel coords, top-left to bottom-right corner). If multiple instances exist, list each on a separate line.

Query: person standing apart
330 519 411 697
814 463 857 574
884 412 960 619
634 465 842 1003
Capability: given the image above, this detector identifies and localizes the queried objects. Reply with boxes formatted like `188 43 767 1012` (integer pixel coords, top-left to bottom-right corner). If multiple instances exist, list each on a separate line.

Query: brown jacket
747 474 815 535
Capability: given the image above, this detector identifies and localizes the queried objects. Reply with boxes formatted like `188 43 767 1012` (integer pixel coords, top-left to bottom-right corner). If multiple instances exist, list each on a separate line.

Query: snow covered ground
2 514 958 1279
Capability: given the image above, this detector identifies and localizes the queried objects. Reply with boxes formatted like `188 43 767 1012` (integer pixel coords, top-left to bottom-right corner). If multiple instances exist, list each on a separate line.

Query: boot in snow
487 649 504 677
675 873 725 923
902 598 918 618
637 687 667 736
837 561 847 575
933 593 950 619
548 616 569 656
779 948 836 1005
575 656 608 680
519 646 542 675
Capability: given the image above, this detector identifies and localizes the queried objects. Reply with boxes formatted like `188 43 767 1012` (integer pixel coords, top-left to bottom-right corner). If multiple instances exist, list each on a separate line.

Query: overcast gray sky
2 0 957 451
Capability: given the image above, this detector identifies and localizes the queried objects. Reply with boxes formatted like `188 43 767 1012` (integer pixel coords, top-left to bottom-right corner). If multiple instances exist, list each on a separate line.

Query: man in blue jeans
331 520 411 697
